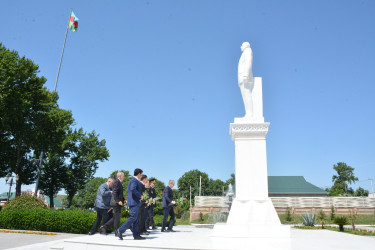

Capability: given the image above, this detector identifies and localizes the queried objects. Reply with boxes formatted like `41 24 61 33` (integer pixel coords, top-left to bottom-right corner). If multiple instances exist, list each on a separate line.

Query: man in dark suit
117 168 146 240
138 175 149 235
146 178 157 230
99 172 125 235
89 178 114 235
161 180 176 232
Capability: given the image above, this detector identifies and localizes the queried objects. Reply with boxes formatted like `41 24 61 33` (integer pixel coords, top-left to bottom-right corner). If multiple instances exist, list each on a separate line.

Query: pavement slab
2 225 375 250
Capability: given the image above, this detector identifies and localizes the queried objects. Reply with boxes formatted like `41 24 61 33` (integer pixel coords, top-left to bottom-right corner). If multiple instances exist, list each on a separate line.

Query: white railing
195 196 375 208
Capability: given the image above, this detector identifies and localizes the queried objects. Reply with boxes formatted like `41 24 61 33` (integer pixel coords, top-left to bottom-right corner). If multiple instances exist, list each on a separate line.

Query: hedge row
0 209 96 234
0 210 169 234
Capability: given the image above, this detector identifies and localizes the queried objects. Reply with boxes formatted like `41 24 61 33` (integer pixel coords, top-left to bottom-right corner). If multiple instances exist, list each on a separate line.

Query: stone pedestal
212 77 290 238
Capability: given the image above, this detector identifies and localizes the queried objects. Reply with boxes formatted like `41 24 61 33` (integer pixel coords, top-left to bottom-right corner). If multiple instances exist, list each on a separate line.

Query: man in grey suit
99 171 126 235
161 180 176 232
89 178 114 235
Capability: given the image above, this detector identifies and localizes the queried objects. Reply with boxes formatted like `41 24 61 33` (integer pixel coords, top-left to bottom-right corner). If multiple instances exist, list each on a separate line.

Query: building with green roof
268 176 327 197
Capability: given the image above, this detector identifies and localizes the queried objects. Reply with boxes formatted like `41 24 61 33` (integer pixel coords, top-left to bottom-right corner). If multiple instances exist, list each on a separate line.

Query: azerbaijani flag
68 11 79 32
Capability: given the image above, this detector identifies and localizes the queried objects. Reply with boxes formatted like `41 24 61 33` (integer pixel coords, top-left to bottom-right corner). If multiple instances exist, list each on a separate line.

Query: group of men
88 168 177 240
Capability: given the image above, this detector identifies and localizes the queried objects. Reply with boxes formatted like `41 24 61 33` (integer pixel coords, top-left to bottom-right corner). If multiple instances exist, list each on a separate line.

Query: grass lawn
294 225 375 236
279 214 375 225
174 213 375 226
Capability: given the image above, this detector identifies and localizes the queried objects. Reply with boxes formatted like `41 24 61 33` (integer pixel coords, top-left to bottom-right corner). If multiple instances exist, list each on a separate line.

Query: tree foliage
38 153 68 208
178 169 209 198
354 187 369 197
64 128 110 207
329 162 358 196
0 43 73 196
0 44 109 203
207 179 227 196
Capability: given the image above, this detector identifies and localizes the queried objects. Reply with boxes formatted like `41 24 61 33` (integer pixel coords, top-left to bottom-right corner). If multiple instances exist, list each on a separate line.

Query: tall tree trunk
68 195 74 208
15 181 22 197
15 143 22 197
49 193 55 208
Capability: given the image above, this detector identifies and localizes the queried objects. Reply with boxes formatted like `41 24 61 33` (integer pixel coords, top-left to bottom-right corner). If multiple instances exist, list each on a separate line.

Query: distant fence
195 196 375 208
270 197 375 208
191 196 375 220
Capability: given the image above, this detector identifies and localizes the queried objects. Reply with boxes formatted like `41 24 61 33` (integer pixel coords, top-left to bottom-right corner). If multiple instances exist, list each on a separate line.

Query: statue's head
241 42 251 52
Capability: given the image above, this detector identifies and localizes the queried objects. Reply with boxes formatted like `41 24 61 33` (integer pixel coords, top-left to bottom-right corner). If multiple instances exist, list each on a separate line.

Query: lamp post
5 173 19 202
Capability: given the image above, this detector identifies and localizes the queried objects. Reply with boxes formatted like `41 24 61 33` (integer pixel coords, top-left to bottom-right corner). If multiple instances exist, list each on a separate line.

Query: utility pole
189 185 192 222
369 178 374 194
199 175 202 196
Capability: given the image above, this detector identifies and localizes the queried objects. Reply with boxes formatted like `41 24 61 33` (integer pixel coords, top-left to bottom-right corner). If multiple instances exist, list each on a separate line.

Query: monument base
211 198 290 238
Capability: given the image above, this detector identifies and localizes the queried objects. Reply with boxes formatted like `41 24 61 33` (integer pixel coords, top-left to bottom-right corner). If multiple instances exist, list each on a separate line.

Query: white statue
238 42 254 118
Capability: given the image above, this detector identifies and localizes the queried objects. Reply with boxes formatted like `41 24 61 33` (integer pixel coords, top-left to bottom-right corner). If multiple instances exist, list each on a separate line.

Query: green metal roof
0 191 16 199
268 176 327 194
45 196 64 207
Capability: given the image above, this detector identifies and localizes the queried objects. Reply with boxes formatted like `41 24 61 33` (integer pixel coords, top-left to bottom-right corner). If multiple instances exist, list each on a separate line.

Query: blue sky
1 0 374 195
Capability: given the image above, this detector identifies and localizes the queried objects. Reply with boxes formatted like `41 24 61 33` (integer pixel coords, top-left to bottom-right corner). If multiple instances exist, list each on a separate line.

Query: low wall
191 196 375 221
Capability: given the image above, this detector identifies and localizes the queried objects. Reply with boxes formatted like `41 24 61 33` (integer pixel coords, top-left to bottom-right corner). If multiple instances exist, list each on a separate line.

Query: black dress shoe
167 229 176 232
115 230 123 240
161 229 169 232
99 226 107 235
88 231 94 235
134 236 146 240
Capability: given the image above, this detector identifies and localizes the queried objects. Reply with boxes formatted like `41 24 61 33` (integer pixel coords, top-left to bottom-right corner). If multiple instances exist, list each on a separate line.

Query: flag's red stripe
69 16 75 23
73 21 78 28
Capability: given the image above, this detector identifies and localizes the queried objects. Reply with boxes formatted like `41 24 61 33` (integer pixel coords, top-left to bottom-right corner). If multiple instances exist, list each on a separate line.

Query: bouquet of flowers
168 197 185 207
142 191 149 203
147 197 158 205
176 197 185 207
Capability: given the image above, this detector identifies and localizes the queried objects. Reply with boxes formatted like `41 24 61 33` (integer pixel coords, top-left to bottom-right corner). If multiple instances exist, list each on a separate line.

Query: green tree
0 43 71 196
64 129 110 207
354 187 369 197
177 169 209 198
206 179 227 196
330 162 358 195
37 108 75 208
38 153 68 208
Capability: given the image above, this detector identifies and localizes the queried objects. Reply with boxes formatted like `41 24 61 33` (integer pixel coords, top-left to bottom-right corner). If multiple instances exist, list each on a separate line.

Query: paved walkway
2 226 375 250
0 230 81 250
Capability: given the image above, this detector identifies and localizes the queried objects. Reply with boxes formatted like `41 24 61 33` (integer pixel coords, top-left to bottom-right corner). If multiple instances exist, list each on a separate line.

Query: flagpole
54 9 72 92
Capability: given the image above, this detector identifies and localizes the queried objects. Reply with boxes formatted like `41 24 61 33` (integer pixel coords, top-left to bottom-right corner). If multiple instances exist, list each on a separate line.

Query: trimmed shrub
3 195 47 211
153 214 163 226
153 202 163 216
0 208 96 234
